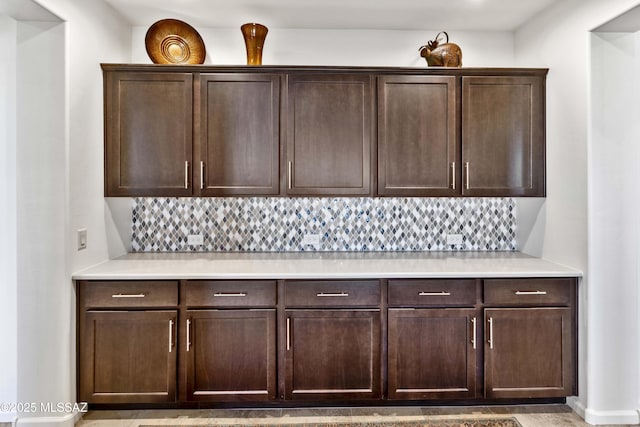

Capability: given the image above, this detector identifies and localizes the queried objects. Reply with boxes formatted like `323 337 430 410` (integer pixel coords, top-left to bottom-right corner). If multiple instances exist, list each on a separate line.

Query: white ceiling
101 0 564 32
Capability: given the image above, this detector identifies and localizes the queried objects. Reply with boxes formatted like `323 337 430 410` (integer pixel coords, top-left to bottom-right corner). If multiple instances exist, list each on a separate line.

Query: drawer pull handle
419 291 451 296
168 320 174 353
186 319 192 352
286 317 291 351
200 161 205 190
316 292 349 297
111 293 146 298
213 292 247 297
488 317 494 349
464 162 470 190
471 317 477 350
515 290 548 295
450 162 456 190
184 160 190 189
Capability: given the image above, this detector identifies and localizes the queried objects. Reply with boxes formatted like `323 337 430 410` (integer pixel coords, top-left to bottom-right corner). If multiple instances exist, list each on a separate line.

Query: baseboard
15 413 76 427
567 396 586 420
584 407 640 425
0 412 17 424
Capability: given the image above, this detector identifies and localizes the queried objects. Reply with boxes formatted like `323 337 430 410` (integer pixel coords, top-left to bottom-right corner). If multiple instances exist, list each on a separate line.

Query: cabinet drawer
185 280 277 307
284 280 380 307
484 278 574 306
80 281 178 308
388 279 478 307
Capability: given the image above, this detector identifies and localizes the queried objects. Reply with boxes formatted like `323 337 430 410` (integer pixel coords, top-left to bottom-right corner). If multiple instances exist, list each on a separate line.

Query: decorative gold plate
145 19 206 64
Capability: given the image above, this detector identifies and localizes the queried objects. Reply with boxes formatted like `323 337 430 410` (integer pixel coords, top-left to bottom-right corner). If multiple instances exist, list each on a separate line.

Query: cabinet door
388 308 479 400
286 74 373 195
185 310 276 401
105 71 193 196
462 76 545 196
284 310 381 399
378 75 459 196
79 310 177 403
484 308 574 398
198 74 280 195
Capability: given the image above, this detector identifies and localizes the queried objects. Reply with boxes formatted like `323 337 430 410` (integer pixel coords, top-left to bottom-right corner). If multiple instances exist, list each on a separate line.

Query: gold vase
241 23 268 65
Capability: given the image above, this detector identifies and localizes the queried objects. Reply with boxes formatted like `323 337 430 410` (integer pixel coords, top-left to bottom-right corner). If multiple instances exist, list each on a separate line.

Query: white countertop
72 251 582 280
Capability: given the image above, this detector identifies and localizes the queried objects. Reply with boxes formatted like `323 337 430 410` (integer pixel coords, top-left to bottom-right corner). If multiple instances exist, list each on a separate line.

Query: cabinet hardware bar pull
464 162 470 190
286 318 291 351
200 161 204 190
213 292 247 297
471 317 477 349
488 317 494 349
168 320 174 353
515 290 548 295
186 319 191 352
288 161 293 189
450 162 456 190
184 161 189 189
111 293 145 298
418 291 451 296
316 292 349 297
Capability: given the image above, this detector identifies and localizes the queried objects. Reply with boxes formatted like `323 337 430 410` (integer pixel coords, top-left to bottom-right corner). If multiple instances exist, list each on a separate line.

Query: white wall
0 14 18 425
34 0 133 271
590 30 640 423
15 17 69 425
1 0 131 425
131 26 514 67
515 0 640 424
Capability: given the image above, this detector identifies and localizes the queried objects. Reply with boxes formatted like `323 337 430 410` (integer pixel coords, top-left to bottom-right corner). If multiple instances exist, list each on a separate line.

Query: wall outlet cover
77 228 87 251
446 234 464 245
187 234 204 246
301 233 321 247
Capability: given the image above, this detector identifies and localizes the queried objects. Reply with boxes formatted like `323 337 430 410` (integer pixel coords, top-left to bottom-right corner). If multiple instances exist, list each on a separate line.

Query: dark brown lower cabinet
185 310 277 401
77 277 577 406
388 308 479 400
284 310 381 400
484 308 574 398
79 310 177 403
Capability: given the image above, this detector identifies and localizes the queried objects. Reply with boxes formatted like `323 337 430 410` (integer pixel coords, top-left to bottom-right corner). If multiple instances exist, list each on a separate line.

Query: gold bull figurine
419 31 462 67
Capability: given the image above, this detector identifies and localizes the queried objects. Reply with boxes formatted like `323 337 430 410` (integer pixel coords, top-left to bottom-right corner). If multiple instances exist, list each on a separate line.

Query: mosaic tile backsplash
131 197 516 252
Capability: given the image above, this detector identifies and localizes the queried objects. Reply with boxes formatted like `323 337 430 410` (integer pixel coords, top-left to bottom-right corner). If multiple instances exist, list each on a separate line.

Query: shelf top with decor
100 63 549 76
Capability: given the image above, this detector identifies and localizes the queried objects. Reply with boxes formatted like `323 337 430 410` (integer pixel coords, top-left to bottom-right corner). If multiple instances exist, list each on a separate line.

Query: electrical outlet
187 234 204 246
77 229 87 250
301 233 321 248
446 233 463 245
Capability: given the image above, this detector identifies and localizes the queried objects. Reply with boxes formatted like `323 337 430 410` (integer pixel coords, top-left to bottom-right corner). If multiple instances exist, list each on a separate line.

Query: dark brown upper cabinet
197 74 280 196
285 74 374 196
378 75 459 196
461 75 546 197
103 65 546 198
104 71 193 197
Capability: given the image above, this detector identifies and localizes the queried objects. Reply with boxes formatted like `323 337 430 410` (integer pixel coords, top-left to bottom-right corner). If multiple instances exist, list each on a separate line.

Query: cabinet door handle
168 319 174 353
464 162 470 190
471 317 477 349
418 291 451 296
316 292 349 297
213 292 247 297
450 162 456 190
184 161 190 189
287 161 293 189
200 161 205 190
515 290 548 295
111 293 145 298
487 317 494 349
186 319 192 352
286 317 291 351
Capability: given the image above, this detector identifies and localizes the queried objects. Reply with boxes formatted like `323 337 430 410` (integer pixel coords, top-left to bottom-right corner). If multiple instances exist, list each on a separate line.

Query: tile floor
75 405 639 427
